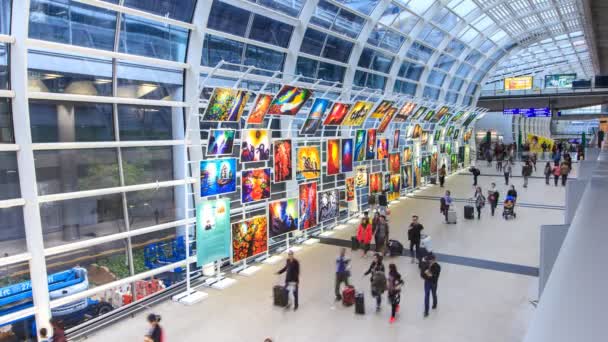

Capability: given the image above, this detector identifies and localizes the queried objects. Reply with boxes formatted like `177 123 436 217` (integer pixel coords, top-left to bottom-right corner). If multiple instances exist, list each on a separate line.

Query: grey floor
82 166 569 342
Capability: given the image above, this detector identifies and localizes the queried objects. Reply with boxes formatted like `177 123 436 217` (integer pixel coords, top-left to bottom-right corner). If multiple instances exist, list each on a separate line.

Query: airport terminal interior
0 0 607 341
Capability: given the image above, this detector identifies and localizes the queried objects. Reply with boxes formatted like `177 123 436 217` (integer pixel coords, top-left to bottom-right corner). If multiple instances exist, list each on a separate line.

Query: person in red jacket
357 217 373 257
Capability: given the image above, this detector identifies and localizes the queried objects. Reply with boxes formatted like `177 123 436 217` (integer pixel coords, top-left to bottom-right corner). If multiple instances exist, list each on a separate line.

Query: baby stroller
502 196 516 220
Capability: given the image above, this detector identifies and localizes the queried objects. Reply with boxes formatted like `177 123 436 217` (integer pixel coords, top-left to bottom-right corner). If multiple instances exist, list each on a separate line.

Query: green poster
196 198 231 267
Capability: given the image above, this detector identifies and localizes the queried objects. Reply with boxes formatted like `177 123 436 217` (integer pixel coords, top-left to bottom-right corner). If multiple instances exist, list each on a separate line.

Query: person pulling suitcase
334 248 351 302
277 250 300 311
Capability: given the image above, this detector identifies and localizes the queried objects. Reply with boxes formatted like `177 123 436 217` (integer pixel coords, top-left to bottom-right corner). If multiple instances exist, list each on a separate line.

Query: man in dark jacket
421 254 441 317
407 215 424 263
277 250 300 310
522 161 533 188
470 166 480 186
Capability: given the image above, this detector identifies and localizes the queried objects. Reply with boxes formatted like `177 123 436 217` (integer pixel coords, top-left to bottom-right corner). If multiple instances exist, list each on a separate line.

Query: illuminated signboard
545 74 576 88
504 76 533 91
503 107 550 117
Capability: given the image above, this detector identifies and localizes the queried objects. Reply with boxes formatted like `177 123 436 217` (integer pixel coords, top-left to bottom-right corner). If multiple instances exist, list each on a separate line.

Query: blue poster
200 158 237 197
196 199 231 266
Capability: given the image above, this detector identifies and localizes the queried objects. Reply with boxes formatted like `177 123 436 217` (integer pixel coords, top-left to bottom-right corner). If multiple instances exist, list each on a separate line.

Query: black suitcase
464 205 474 219
351 236 359 250
273 285 288 307
388 239 403 256
355 292 365 314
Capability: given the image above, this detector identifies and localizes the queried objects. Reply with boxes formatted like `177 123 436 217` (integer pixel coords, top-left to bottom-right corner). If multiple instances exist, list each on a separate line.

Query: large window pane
119 14 188 62
0 0 10 34
296 57 318 78
406 42 434 62
121 146 174 185
123 0 196 22
117 61 184 101
249 15 293 48
0 98 12 143
449 77 465 91
405 63 424 81
126 186 179 230
29 0 116 51
202 34 244 67
333 0 379 15
394 79 417 96
0 152 20 200
323 35 353 63
427 70 446 87
29 100 114 143
34 149 120 195
423 86 440 100
256 0 304 17
40 193 124 247
207 1 250 37
244 45 285 71
28 50 113 96
446 38 466 57
118 105 175 141
332 9 365 38
318 61 345 83
445 91 458 104
0 43 8 89
300 28 326 56
0 209 26 256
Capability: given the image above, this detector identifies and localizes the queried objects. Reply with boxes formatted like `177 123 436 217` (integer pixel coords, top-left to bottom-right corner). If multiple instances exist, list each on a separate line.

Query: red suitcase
342 286 355 306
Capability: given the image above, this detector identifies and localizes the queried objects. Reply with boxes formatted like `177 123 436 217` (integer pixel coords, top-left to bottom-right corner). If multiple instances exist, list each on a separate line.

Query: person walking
439 164 446 187
364 253 386 312
521 161 533 188
470 165 480 186
487 183 499 216
387 263 404 324
374 215 389 255
496 151 503 172
543 161 552 185
440 190 453 223
598 129 604 148
472 186 486 220
421 254 441 318
378 191 388 215
485 148 493 167
560 162 570 186
407 215 424 263
334 248 351 301
530 152 537 172
357 217 373 257
504 162 512 185
144 314 163 342
50 318 66 342
277 250 300 311
552 162 560 186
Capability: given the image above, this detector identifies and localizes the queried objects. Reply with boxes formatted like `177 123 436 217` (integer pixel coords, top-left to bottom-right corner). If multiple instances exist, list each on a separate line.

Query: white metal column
10 0 52 337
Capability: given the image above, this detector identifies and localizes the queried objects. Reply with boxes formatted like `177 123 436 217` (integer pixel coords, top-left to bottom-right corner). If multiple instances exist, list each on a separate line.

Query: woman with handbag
387 263 404 323
472 186 486 220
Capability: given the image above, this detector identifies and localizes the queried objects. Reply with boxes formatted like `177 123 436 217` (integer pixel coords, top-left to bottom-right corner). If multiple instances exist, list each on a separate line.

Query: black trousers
439 176 445 187
504 173 509 185
409 240 420 259
473 175 478 186
561 174 568 186
476 206 482 219
443 205 450 222
490 202 497 216
424 281 438 314
554 175 559 186
335 272 350 298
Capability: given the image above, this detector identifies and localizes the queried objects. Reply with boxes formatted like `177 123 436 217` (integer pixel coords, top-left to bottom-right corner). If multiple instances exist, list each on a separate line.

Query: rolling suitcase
464 205 474 219
387 239 404 256
447 209 457 224
355 292 365 314
342 286 355 306
273 285 288 307
351 236 359 250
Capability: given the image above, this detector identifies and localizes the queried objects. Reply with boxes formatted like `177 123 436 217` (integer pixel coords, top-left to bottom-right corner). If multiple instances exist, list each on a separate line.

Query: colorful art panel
438 113 452 126
342 101 373 126
451 111 467 122
403 147 412 163
323 102 351 125
377 107 397 133
414 164 420 187
412 124 422 138
318 189 340 222
247 94 273 124
463 129 473 143
431 152 438 174
394 102 416 122
421 131 429 145
393 130 400 150
446 126 454 139
434 129 441 142
273 139 293 183
462 112 477 127
326 139 341 175
423 110 436 122
241 168 271 204
451 154 458 171
196 198 231 267
268 199 298 238
421 156 431 177
388 152 401 174
203 88 250 122
341 138 353 172
241 129 270 163
346 177 355 202
296 146 321 180
383 173 391 192
411 106 428 120
207 129 235 156
389 174 400 194
377 138 389 160
200 158 237 197
433 106 449 123
299 182 318 230
268 86 313 115
301 98 331 135
453 129 460 140
401 165 410 188
370 100 395 119
354 129 366 162
369 172 383 195
232 215 268 263
355 166 368 188
366 129 377 160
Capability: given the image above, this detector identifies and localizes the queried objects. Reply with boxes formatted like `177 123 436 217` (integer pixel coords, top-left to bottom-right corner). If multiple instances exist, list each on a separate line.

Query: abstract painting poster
301 98 330 135
268 86 313 115
377 107 397 133
318 189 340 222
355 166 368 188
354 129 366 162
388 152 401 174
394 102 416 122
299 182 318 230
323 102 351 125
241 129 270 163
326 139 341 175
268 198 298 238
403 147 412 163
393 130 400 150
296 146 321 180
273 139 293 183
369 172 382 194
241 168 271 204
232 215 268 263
247 94 273 124
366 129 377 160
196 198 231 267
369 100 394 119
203 88 249 122
200 158 237 197
377 138 389 160
346 177 355 202
207 129 235 156
341 138 353 172
431 152 438 174
342 101 373 126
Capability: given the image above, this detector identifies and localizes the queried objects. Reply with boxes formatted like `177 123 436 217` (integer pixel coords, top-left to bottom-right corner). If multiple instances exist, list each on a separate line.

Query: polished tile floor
83 168 568 342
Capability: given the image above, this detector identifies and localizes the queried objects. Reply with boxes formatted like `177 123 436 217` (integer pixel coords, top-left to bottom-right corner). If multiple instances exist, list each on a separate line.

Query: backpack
372 271 387 293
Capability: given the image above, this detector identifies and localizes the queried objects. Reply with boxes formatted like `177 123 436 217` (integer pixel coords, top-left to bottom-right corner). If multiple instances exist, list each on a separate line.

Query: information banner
504 76 533 91
545 74 576 88
196 198 231 267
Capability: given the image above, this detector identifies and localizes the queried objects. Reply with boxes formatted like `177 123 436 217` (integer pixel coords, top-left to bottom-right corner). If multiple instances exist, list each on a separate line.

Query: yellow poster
341 101 373 126
527 134 553 152
504 76 533 91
